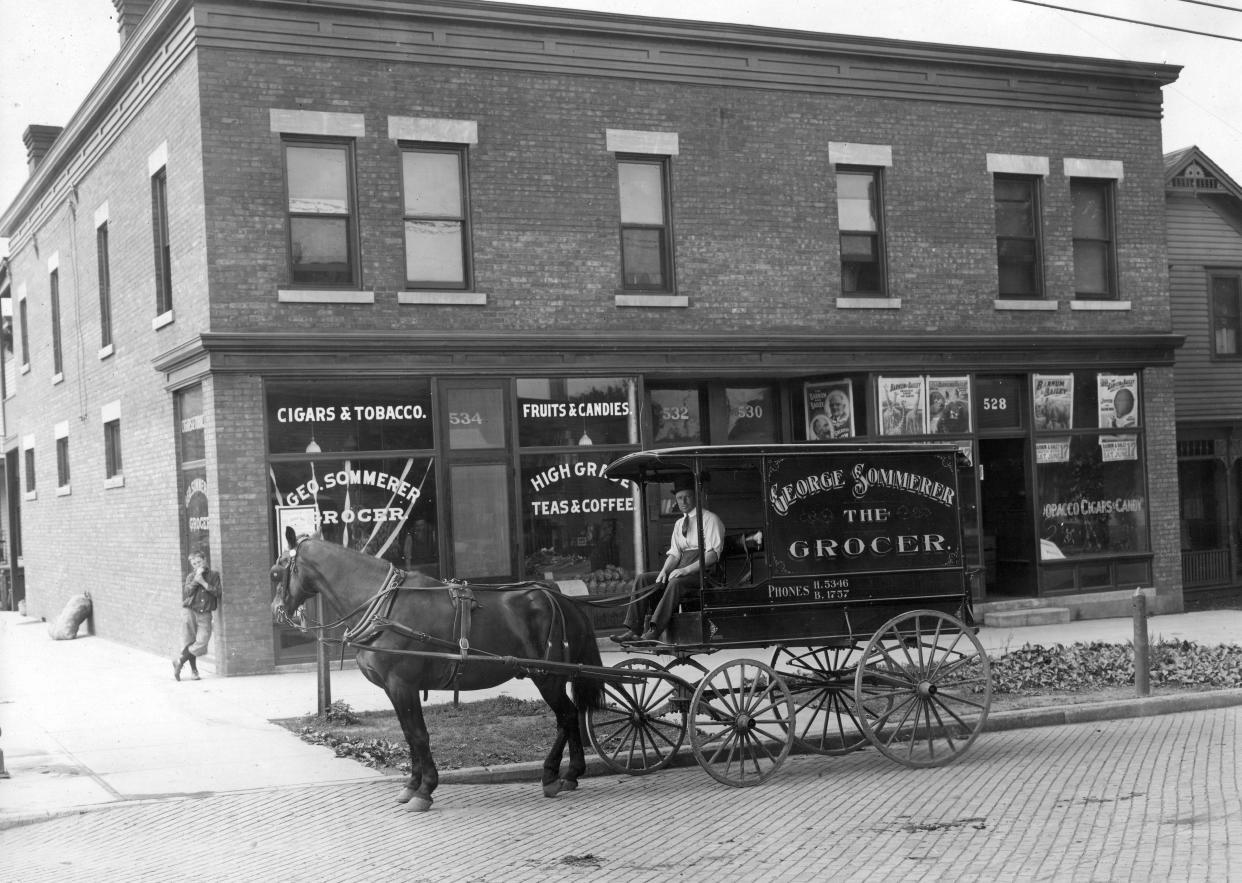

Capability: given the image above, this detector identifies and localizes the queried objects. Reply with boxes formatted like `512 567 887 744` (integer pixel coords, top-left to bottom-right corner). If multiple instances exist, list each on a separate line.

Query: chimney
23 125 63 174
112 0 155 43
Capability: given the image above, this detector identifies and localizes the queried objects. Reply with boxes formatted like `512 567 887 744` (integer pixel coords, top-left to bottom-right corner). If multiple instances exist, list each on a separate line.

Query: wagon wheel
854 609 991 768
586 657 687 775
688 658 795 787
770 644 871 755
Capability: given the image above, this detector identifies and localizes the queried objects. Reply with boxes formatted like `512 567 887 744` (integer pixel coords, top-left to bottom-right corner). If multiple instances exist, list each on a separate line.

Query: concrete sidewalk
2 607 1241 827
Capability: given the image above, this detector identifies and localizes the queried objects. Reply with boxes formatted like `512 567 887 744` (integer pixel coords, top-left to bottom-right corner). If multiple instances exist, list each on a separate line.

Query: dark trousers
623 551 701 635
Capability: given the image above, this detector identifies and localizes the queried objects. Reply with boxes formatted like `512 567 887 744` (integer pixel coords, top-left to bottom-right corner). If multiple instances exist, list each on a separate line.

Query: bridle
274 536 405 635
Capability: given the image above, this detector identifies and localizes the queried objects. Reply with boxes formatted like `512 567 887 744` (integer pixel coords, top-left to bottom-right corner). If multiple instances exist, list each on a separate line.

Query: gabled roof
1164 146 1242 202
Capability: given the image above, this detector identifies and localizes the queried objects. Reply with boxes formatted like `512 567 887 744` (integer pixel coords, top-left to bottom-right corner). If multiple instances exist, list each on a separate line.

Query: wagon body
588 443 992 785
603 442 973 649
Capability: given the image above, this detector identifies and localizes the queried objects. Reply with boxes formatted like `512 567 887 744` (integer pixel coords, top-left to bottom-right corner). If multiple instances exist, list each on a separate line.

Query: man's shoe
638 629 661 643
189 669 201 681
609 631 638 644
172 657 183 682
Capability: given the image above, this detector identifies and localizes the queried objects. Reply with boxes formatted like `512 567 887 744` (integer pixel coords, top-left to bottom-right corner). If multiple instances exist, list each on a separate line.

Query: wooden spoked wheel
586 658 687 774
688 658 795 787
854 610 992 768
770 644 870 755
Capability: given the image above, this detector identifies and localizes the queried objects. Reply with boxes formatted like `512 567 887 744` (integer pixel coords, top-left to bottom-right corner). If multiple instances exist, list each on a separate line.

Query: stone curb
440 687 1242 786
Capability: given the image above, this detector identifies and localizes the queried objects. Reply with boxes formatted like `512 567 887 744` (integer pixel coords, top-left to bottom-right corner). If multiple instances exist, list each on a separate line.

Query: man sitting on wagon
613 474 725 644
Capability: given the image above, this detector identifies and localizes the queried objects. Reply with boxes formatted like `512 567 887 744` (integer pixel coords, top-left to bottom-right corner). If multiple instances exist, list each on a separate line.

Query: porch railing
1181 548 1232 587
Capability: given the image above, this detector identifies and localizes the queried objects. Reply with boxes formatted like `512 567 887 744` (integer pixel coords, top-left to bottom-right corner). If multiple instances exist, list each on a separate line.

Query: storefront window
521 451 637 594
649 386 703 446
1036 434 1147 559
723 385 779 443
269 456 437 572
266 379 433 454
176 386 208 559
516 377 637 447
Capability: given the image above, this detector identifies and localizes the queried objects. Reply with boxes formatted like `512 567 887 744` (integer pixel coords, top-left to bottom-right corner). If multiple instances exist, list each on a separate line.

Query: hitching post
316 595 332 715
1132 588 1150 697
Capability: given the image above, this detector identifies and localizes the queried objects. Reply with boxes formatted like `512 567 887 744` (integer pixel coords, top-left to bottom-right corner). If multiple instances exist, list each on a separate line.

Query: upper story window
103 400 124 487
617 157 673 291
1211 272 1241 358
55 422 71 493
402 145 471 289
993 175 1044 299
284 140 357 287
836 167 887 296
1067 165 1119 300
17 283 30 373
22 435 36 498
48 259 63 378
151 167 172 314
96 204 113 350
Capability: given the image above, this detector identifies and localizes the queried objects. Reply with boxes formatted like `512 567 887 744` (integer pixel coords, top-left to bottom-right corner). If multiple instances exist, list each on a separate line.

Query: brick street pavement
2 705 1237 883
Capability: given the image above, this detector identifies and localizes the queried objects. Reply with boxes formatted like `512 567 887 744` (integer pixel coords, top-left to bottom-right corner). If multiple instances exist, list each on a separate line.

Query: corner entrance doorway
978 437 1037 597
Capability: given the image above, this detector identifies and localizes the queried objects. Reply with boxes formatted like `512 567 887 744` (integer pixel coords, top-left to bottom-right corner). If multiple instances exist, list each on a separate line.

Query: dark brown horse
270 534 605 811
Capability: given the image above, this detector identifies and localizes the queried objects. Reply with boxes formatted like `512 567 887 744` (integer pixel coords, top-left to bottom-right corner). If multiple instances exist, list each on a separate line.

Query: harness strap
447 584 478 684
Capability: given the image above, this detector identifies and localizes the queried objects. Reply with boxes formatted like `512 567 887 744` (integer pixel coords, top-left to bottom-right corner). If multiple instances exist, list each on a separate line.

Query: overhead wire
1010 0 1242 41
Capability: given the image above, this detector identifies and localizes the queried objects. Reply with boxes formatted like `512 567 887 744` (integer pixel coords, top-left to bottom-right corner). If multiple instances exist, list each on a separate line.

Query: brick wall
4 56 208 659
197 50 1170 337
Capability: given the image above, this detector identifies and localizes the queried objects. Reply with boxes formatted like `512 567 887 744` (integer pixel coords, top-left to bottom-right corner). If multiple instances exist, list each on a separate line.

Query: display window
516 377 637 447
266 379 433 454
270 455 438 573
1036 434 1147 559
521 451 637 595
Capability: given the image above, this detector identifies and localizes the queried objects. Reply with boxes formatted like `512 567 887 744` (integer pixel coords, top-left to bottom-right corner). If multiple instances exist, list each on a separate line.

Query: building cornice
153 331 1184 381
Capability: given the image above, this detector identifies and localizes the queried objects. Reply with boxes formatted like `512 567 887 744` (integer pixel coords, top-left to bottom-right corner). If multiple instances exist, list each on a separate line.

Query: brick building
0 0 1183 673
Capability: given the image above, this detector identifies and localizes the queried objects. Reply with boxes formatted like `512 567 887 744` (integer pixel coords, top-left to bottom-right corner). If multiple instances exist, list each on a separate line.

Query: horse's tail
570 630 606 715
550 592 606 714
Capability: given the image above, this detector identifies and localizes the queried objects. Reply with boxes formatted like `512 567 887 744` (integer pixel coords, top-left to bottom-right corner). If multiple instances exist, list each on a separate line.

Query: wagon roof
603 442 964 483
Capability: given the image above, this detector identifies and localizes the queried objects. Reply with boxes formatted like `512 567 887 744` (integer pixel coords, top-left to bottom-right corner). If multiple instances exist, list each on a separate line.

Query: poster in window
1097 373 1139 429
1033 374 1074 430
804 380 854 440
927 376 972 434
878 377 926 436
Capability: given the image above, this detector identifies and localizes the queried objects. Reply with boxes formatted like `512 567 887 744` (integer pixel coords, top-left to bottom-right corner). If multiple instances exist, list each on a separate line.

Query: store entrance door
978 437 1037 597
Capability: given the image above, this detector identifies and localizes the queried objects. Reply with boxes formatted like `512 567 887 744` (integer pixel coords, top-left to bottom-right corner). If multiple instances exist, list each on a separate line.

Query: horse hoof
405 796 433 812
395 787 417 804
560 779 579 792
543 780 564 798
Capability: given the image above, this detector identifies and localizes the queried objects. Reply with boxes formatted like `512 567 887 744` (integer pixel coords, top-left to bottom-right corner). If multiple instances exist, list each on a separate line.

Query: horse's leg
386 678 438 812
535 677 581 798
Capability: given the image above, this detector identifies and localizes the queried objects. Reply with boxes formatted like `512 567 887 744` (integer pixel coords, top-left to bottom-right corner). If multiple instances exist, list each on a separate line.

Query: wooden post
1133 588 1150 698
316 595 332 716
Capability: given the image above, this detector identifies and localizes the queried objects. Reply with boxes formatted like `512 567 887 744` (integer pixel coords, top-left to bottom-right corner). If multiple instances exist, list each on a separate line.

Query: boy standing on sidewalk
172 548 221 681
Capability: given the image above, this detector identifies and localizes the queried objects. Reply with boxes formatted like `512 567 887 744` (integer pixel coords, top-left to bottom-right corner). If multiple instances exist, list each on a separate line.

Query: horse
270 533 605 812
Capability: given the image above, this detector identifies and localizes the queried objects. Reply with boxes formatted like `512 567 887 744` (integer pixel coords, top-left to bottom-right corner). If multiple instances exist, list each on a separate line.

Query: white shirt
667 507 725 559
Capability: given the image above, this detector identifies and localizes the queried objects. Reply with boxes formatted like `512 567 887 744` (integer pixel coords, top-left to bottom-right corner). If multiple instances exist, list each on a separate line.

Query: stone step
982 606 1072 628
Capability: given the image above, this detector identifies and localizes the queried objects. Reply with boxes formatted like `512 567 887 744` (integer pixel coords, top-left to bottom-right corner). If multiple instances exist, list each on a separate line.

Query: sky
2 0 1240 257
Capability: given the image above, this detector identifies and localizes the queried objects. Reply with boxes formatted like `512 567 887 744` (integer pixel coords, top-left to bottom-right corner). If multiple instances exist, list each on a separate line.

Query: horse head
270 527 315 626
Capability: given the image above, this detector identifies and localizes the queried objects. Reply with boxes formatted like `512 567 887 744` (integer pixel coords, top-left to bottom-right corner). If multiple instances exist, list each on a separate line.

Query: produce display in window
521 452 636 593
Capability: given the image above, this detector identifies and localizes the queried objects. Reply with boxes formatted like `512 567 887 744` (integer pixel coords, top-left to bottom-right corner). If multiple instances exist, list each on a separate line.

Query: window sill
836 296 901 309
52 372 64 385
614 293 688 308
57 484 71 497
1070 300 1131 311
399 291 487 306
99 344 114 360
279 289 375 304
104 475 125 489
994 299 1058 311
153 310 175 330
23 491 37 502
20 363 30 375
